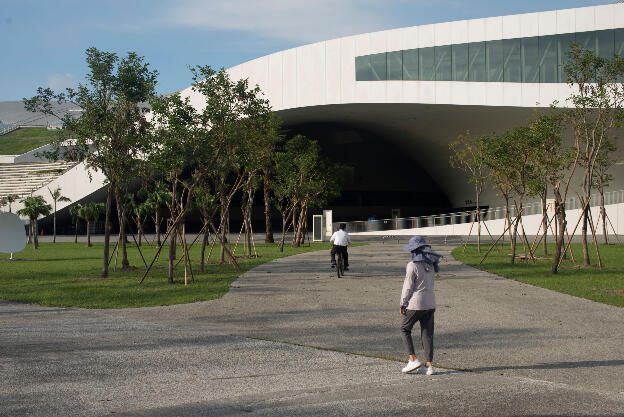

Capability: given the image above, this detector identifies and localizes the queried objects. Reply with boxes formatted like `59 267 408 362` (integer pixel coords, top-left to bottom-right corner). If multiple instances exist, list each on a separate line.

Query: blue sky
0 0 613 101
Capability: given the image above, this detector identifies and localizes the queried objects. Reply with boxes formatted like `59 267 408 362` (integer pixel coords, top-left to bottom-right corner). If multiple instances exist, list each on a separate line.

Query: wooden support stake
480 215 520 265
586 207 603 270
564 227 576 263
462 216 476 253
605 212 621 244
557 198 592 269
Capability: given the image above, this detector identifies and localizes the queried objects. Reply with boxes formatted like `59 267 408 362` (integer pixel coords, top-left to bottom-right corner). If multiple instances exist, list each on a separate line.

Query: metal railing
336 189 624 233
0 124 18 136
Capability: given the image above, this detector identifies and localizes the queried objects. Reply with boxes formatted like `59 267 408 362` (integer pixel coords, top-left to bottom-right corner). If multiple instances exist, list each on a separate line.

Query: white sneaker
401 359 422 373
426 366 435 375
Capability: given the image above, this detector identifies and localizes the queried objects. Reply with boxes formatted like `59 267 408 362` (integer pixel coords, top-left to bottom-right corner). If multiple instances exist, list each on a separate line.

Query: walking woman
399 235 442 375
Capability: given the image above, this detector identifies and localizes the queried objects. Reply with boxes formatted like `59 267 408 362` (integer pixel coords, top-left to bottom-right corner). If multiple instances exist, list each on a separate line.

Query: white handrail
335 189 624 233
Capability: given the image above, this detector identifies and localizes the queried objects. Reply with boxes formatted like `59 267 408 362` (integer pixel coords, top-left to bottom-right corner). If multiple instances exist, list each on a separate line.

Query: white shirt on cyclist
330 229 351 246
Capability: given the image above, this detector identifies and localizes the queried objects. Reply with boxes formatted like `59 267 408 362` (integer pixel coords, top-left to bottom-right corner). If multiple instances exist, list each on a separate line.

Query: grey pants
400 309 435 362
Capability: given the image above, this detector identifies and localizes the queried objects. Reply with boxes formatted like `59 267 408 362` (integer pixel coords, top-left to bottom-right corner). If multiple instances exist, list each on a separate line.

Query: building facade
180 3 624 220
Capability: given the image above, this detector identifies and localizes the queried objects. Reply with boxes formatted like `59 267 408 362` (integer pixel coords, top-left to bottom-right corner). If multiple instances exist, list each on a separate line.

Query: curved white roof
181 4 624 112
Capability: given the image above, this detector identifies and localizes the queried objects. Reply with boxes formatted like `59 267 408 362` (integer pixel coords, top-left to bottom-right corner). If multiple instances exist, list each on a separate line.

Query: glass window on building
403 49 419 80
452 43 469 81
503 38 522 82
487 39 503 82
355 55 373 81
616 29 624 57
469 42 486 82
596 29 615 59
435 45 452 81
370 52 387 80
522 36 539 83
576 31 596 54
419 47 435 81
558 33 575 83
387 51 403 80
539 35 558 83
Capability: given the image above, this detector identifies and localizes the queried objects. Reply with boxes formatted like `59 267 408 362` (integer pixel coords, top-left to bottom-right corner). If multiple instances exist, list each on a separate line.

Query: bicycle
336 250 345 278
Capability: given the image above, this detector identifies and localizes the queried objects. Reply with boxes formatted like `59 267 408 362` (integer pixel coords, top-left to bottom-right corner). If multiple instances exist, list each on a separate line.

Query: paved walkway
2 242 623 416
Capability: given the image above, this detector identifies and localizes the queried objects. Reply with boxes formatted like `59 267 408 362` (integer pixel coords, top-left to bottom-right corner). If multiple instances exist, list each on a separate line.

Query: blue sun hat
403 236 443 272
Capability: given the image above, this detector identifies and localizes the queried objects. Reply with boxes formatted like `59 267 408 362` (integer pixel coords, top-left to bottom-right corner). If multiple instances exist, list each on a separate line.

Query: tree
529 111 576 273
592 140 616 244
148 92 206 283
69 203 83 243
79 202 105 247
25 47 158 276
272 135 350 250
238 108 281 255
193 186 217 272
127 192 152 246
564 45 624 267
147 181 170 247
17 195 52 249
47 186 71 243
1 194 20 213
484 127 543 264
449 132 488 253
189 66 269 263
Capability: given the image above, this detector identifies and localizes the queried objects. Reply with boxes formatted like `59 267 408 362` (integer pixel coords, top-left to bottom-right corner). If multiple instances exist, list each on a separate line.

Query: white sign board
0 212 27 253
323 210 333 238
546 198 555 215
312 215 323 241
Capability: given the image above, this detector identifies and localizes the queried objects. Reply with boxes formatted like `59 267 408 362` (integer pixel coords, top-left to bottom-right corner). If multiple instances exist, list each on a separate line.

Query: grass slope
0 241 341 309
0 128 59 155
452 243 624 307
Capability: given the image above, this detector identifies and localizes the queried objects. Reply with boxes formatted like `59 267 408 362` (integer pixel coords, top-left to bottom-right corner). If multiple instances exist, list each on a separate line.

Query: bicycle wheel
336 252 344 278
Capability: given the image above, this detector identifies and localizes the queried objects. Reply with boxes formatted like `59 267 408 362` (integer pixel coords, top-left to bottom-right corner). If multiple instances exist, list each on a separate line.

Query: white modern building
180 2 624 221
2 3 624 234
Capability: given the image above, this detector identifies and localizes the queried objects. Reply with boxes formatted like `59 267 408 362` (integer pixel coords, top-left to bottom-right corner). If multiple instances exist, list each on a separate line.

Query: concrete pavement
1 241 623 416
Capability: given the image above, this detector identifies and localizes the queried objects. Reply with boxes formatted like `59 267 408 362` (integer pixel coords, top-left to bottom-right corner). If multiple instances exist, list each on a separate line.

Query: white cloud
167 0 398 43
47 73 77 91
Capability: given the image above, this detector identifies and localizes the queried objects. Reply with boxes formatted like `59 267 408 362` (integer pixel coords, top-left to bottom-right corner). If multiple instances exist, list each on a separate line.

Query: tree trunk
200 218 209 272
503 195 510 244
510 214 519 264
137 217 143 246
601 193 608 245
279 216 287 252
155 206 161 247
552 192 566 274
53 201 57 243
297 204 308 246
291 203 300 247
542 190 548 256
263 176 274 243
279 208 292 253
581 203 590 266
86 219 91 247
587 206 603 269
102 185 112 277
245 216 252 257
476 190 481 254
219 201 227 263
74 220 78 243
168 225 175 284
115 189 130 269
33 219 39 249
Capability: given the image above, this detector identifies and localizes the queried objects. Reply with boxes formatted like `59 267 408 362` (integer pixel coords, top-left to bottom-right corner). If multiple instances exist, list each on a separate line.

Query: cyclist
330 223 351 270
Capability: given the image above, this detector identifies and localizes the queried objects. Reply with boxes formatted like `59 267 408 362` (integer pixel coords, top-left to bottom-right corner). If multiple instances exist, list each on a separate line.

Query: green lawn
0 241 341 309
452 243 624 307
0 127 60 155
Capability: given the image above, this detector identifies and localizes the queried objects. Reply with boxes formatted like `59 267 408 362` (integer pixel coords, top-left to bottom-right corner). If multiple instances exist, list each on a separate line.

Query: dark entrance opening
284 122 451 221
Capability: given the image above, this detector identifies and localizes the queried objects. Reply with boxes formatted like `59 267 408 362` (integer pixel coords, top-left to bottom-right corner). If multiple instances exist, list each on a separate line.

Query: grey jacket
400 261 436 311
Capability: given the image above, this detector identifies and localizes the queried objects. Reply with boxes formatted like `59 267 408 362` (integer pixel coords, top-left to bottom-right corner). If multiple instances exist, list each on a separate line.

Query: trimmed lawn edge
451 243 624 308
